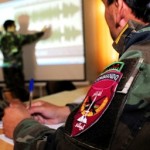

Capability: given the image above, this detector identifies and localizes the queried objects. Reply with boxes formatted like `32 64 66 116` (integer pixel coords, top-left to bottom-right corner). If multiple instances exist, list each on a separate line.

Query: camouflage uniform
0 31 44 101
13 21 150 150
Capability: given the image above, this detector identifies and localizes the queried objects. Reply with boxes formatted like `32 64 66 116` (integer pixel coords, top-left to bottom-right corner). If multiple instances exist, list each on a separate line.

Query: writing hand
28 101 70 125
2 102 31 138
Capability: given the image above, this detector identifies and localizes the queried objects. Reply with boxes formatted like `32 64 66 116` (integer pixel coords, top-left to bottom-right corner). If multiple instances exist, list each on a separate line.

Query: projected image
0 0 85 80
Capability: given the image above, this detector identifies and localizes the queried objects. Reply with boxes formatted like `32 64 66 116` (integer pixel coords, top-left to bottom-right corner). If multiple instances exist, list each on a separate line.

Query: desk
0 86 89 150
34 86 89 105
0 129 13 150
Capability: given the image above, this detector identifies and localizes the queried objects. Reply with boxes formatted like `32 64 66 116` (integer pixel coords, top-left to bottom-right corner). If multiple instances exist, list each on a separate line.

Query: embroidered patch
71 62 124 137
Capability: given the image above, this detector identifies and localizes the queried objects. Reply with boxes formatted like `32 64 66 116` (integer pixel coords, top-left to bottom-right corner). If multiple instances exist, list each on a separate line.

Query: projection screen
0 0 85 81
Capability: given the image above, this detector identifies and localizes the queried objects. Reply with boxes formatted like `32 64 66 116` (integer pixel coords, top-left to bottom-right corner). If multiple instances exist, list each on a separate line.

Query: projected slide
0 0 85 81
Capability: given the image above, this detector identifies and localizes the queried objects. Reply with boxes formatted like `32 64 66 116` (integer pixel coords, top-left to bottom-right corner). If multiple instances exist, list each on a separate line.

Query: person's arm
13 118 56 150
28 101 74 125
20 26 48 45
21 31 44 45
13 103 79 150
2 101 66 150
2 100 79 149
2 100 71 137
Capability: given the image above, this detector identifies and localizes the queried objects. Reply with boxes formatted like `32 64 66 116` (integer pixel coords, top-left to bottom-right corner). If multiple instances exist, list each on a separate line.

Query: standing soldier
0 20 46 101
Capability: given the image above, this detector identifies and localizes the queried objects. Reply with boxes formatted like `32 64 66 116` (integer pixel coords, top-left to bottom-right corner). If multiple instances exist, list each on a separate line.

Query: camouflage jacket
0 31 44 67
13 21 150 150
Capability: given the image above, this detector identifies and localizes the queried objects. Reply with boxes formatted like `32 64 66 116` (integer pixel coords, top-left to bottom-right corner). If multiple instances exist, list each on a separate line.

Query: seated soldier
2 0 150 150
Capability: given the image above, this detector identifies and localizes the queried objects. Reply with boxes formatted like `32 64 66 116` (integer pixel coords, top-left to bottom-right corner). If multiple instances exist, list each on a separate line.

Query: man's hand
28 101 71 125
2 101 31 139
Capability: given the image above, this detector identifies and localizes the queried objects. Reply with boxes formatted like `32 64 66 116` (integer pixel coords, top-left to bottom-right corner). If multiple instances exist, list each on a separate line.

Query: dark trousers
2 67 29 101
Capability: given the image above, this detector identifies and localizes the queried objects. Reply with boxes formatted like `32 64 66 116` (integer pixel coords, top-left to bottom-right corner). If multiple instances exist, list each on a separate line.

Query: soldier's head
3 20 16 32
102 0 150 40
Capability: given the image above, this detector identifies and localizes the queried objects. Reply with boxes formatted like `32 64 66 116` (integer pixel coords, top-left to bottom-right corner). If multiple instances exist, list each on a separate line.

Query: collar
113 20 145 56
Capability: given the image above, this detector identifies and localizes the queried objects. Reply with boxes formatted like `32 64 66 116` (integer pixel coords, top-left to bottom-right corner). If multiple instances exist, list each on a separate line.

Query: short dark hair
107 0 150 22
3 20 15 31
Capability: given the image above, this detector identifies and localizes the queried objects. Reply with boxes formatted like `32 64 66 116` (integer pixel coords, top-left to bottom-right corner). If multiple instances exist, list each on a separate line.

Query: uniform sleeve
13 118 56 150
21 31 44 45
66 103 79 112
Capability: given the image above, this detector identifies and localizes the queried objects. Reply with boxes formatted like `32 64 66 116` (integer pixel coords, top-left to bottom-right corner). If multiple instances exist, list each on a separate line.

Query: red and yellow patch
71 64 124 136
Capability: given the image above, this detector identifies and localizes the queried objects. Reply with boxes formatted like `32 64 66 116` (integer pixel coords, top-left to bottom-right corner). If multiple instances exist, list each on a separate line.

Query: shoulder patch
71 62 124 136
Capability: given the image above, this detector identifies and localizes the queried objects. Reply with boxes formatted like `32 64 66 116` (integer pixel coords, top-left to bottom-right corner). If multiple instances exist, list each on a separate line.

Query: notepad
45 122 64 129
0 134 14 145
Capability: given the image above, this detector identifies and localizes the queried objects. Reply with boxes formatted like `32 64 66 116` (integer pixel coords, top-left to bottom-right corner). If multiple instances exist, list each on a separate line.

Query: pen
29 79 34 108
